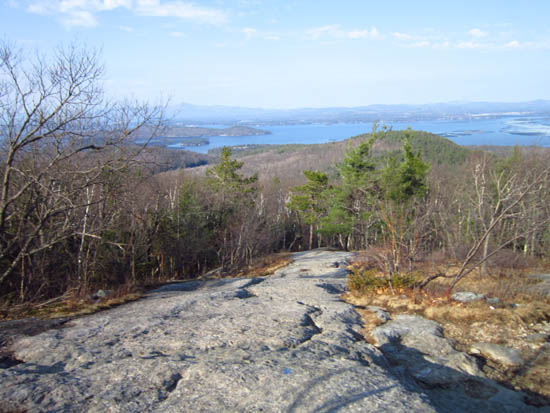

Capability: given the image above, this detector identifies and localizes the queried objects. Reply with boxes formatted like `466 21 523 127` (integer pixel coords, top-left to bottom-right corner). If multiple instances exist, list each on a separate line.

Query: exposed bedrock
0 250 541 412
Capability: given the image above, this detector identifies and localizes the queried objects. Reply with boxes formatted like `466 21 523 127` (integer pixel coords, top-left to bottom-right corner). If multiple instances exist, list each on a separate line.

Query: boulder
91 289 111 300
524 333 549 344
528 274 550 281
371 315 534 411
372 315 484 386
451 291 485 303
526 274 550 298
470 343 523 367
365 306 392 323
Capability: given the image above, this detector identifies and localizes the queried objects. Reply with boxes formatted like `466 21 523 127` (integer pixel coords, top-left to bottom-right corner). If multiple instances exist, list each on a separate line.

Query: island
162 125 270 138
140 125 271 148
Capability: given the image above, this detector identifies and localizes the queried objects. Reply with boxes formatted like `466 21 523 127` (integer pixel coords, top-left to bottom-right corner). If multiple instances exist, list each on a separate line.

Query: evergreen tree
319 126 382 249
287 170 330 250
382 138 429 203
205 147 259 270
206 147 258 206
379 137 430 274
154 181 214 278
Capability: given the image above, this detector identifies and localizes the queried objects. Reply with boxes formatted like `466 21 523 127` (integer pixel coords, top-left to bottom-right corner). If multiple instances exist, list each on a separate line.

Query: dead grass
1 285 145 321
226 252 293 278
1 253 293 322
344 254 550 402
43 292 145 319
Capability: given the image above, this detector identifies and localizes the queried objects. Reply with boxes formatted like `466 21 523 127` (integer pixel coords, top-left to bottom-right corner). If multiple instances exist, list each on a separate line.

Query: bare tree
419 151 550 289
0 41 163 299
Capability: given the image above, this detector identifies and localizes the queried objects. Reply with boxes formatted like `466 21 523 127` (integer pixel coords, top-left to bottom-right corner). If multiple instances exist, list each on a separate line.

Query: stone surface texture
365 306 392 323
470 343 523 367
371 315 538 412
0 250 542 412
528 274 550 298
451 292 485 303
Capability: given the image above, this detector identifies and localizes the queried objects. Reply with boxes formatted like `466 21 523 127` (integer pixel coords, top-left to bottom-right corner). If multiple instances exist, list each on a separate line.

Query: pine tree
287 170 330 250
379 136 430 274
205 147 259 270
319 126 382 249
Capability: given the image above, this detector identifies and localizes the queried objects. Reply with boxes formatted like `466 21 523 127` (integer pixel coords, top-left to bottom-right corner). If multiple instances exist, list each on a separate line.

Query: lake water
175 115 550 153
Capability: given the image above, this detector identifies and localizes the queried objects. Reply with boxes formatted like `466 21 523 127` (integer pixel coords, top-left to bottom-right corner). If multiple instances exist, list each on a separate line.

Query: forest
1 42 550 308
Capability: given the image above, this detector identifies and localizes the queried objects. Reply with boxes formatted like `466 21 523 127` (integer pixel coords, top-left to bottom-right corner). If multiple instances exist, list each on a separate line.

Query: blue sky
2 1 550 108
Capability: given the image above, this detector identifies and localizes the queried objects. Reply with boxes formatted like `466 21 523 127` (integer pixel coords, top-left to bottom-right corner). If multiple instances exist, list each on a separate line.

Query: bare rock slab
0 250 541 412
371 315 538 412
0 250 435 413
372 315 484 385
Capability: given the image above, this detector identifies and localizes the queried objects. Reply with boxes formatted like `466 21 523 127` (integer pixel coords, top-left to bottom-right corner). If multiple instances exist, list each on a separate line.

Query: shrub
347 267 416 293
391 273 416 289
347 268 385 292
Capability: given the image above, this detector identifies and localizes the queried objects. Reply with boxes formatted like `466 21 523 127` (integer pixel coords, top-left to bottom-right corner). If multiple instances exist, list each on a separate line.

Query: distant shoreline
139 125 271 147
169 114 550 154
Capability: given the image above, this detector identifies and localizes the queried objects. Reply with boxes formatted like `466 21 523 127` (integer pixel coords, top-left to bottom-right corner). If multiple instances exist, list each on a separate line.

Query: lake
174 115 550 153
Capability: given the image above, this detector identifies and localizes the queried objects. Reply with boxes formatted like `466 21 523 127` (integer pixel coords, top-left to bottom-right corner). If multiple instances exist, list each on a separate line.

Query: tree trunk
481 233 490 275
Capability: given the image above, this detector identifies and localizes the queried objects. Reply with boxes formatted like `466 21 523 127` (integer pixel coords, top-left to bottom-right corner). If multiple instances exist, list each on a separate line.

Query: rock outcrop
0 250 434 412
371 315 535 412
470 343 523 367
0 250 542 412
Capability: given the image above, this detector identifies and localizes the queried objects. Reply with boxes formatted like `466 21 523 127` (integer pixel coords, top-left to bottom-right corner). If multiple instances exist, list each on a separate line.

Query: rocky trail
0 250 545 412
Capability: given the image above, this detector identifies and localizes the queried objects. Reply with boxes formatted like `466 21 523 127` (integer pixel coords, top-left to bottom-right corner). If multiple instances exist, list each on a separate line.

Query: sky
2 0 550 108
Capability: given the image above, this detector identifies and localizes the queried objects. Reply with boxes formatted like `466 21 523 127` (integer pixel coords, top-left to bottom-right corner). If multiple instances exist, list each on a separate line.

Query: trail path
0 250 540 412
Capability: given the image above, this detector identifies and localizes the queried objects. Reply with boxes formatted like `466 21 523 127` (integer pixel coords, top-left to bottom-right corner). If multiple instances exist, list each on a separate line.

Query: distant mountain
168 101 550 125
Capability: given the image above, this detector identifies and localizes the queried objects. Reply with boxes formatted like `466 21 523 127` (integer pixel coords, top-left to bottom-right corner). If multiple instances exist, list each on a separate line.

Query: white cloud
504 40 520 48
454 39 545 50
499 40 550 50
27 1 101 27
468 28 488 38
306 24 380 41
457 41 485 49
391 31 437 48
392 32 412 41
411 41 430 48
135 0 227 24
104 0 133 9
242 27 280 41
388 27 546 51
434 41 450 49
170 31 186 37
348 27 379 39
25 0 227 28
63 9 98 27
27 3 50 14
305 24 340 40
242 27 257 37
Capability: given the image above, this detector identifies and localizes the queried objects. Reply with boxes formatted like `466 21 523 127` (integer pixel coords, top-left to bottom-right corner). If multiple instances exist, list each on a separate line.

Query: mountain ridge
169 100 550 124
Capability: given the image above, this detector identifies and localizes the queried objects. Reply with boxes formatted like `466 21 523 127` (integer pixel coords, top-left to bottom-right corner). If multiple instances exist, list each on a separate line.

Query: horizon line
172 99 550 111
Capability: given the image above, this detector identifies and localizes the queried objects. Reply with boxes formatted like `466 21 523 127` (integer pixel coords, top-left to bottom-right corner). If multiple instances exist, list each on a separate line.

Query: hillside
190 130 473 187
